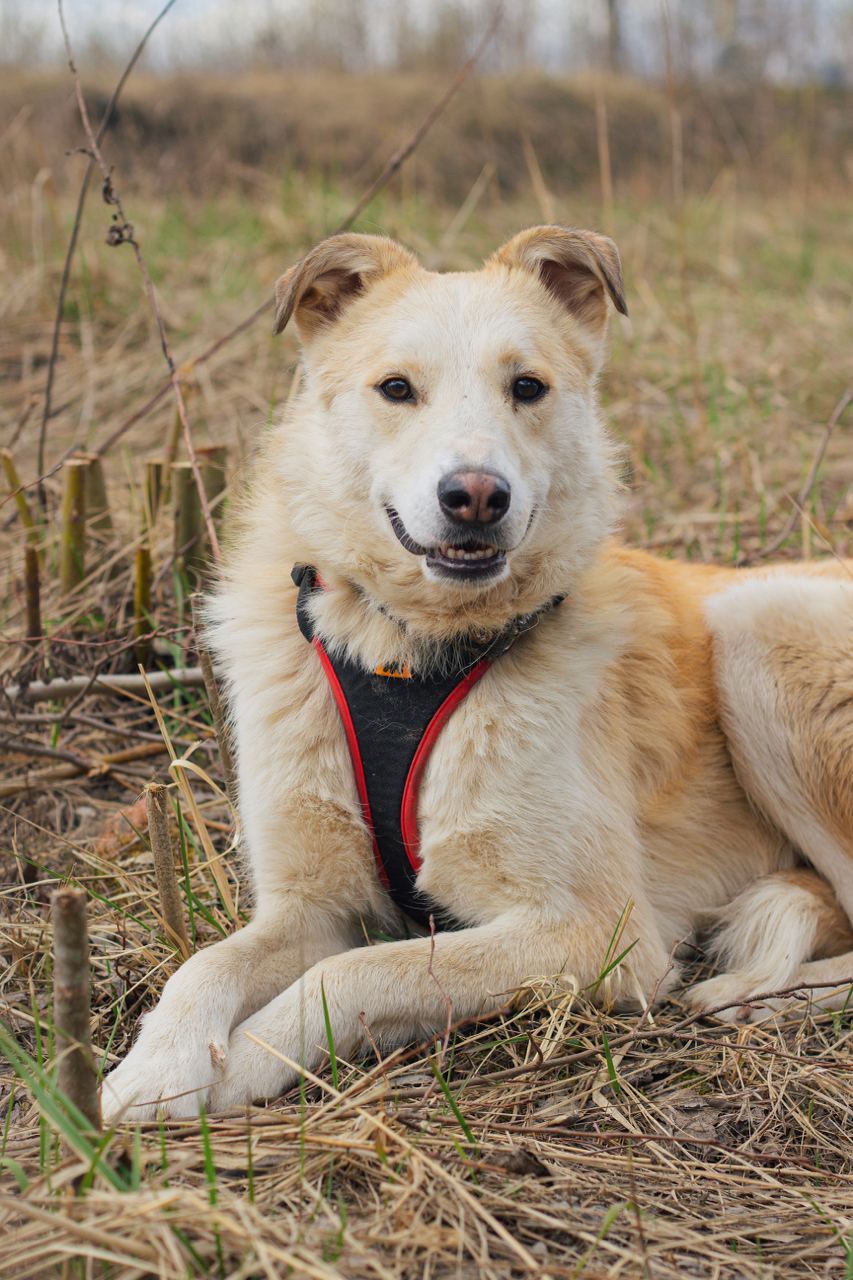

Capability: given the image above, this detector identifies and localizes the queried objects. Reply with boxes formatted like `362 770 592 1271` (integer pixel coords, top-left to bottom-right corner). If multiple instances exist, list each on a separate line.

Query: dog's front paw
102 1027 228 1123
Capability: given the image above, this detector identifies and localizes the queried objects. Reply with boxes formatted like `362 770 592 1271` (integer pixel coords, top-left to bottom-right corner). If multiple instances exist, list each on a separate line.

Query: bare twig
51 887 100 1132
37 0 178 503
0 740 169 799
745 383 853 563
341 8 502 230
472 976 853 1088
94 6 501 458
0 731 90 769
145 782 191 959
58 0 221 564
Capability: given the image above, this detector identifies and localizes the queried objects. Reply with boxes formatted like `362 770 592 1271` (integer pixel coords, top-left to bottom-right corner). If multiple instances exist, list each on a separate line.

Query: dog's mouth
386 507 508 581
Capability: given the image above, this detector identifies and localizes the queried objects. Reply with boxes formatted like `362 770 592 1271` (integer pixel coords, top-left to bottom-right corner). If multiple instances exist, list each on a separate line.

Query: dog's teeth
439 544 499 562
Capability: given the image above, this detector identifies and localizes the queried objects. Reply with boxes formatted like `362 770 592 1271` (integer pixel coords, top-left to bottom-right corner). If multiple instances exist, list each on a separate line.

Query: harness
293 563 564 929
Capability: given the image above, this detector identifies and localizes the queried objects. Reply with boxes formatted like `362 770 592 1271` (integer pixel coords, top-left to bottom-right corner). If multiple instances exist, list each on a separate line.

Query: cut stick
145 457 164 523
51 887 100 1133
140 667 237 922
2 666 204 704
172 460 206 583
24 544 42 642
145 782 191 959
59 459 88 594
134 545 152 668
79 453 112 532
1 449 41 554
197 444 228 532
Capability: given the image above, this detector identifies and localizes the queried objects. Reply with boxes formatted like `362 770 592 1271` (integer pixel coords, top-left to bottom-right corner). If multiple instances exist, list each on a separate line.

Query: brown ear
489 226 627 338
273 233 417 338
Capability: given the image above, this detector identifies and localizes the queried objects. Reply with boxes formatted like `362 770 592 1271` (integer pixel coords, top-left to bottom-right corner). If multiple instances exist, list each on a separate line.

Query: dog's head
273 227 626 630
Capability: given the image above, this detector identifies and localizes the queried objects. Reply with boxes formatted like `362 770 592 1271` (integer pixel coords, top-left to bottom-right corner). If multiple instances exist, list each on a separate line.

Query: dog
102 226 853 1121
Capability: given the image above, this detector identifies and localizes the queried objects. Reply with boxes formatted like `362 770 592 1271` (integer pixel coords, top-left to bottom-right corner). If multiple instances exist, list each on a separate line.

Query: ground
1 70 852 1278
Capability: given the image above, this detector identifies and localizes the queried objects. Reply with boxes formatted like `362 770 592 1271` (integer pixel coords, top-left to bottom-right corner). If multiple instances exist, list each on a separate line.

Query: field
1 63 853 1278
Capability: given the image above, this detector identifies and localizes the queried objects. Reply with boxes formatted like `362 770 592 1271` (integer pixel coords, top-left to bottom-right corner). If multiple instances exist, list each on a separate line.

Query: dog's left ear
273 233 417 339
490 226 627 340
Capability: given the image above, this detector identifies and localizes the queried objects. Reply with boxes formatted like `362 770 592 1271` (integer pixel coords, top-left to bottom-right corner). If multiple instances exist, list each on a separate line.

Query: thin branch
37 0 178 506
58 0 221 563
2 666 204 705
94 6 502 458
0 731 90 769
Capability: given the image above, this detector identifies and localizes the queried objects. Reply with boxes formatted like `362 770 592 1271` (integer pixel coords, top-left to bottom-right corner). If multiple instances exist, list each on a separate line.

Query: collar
291 563 566 672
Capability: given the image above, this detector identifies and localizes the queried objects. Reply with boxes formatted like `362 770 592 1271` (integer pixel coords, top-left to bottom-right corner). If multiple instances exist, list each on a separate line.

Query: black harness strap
293 564 564 930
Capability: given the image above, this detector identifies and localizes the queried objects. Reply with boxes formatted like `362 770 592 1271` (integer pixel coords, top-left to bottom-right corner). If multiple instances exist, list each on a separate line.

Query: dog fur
103 227 853 1121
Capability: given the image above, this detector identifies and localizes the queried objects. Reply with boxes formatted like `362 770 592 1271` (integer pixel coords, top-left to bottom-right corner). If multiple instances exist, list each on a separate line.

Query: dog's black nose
437 470 511 525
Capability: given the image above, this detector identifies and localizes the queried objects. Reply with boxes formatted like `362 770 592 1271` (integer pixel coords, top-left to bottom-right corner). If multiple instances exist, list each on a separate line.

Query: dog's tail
702 867 853 992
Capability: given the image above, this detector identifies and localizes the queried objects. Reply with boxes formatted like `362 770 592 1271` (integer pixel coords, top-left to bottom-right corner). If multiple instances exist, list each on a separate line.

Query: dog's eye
378 377 415 403
512 376 548 403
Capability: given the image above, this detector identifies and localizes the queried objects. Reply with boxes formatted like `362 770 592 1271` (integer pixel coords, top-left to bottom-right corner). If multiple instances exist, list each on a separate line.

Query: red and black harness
293 563 565 929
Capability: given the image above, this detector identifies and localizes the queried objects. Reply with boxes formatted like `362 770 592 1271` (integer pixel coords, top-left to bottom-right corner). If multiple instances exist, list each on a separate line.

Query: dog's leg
102 770 386 1122
684 868 853 1020
101 900 361 1121
207 899 672 1110
683 574 853 1019
704 573 853 915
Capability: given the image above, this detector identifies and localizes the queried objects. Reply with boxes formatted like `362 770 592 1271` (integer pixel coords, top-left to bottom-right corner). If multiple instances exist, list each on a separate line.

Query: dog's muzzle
385 506 509 582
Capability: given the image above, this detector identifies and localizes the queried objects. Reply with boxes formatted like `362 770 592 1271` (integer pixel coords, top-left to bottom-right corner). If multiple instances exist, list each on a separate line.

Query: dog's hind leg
684 572 853 1019
684 868 853 1019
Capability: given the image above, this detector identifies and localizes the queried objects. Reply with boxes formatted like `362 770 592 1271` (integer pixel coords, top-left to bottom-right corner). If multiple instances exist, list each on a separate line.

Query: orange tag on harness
374 662 412 679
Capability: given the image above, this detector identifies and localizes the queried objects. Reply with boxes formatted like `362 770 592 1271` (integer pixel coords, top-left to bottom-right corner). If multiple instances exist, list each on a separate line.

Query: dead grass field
1 68 852 1279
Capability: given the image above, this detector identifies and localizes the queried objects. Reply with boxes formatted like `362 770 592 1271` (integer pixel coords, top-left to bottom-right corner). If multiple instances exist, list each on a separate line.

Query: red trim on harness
399 658 492 873
313 637 389 888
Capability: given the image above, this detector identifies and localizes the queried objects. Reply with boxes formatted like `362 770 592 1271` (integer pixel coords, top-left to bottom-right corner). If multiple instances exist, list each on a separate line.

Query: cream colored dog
103 227 853 1121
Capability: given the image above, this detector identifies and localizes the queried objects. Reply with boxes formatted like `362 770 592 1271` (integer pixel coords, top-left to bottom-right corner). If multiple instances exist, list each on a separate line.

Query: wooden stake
144 457 164 524
24 544 41 642
192 595 237 809
2 448 41 556
145 783 191 959
51 887 100 1133
134 545 152 667
197 445 227 532
78 453 112 532
60 459 88 594
172 461 206 583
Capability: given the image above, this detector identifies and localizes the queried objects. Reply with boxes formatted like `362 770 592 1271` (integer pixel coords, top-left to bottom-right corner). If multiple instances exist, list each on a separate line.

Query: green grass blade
429 1054 477 1149
320 979 339 1090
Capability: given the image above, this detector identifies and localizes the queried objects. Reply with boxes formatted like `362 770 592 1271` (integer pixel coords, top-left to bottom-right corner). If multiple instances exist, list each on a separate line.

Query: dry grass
1 68 853 1278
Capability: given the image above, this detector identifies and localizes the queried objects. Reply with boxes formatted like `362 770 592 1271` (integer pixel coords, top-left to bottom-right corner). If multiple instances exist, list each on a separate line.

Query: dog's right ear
273 234 417 339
